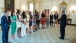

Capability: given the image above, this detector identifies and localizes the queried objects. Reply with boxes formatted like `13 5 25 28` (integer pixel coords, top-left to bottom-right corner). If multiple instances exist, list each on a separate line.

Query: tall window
29 3 34 13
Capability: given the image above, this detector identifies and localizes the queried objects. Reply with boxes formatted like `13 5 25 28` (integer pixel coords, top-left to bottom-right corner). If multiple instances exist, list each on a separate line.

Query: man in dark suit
50 13 53 26
1 11 11 43
58 10 67 40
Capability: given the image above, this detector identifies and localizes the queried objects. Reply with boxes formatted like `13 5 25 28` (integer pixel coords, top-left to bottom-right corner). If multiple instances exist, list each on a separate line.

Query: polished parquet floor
0 25 76 43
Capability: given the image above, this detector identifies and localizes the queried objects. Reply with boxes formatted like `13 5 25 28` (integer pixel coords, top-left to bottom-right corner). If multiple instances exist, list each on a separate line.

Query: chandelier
27 0 40 3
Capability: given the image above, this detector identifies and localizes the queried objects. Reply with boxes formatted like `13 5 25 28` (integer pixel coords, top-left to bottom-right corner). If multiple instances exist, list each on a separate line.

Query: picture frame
59 1 67 16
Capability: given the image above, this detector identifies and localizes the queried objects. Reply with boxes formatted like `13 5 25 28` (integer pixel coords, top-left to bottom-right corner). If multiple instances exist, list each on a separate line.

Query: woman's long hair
16 10 20 14
11 11 14 17
41 11 45 17
22 11 26 19
29 11 32 15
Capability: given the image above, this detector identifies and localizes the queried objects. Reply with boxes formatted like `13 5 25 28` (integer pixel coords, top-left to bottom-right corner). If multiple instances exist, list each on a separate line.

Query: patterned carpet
0 25 76 43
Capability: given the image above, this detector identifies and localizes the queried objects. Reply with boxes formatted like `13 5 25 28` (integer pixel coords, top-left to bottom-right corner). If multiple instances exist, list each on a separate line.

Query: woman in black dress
29 11 33 33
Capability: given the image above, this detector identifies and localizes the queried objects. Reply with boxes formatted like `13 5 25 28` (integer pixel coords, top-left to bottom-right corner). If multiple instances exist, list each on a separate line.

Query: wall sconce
16 8 19 10
71 9 75 13
70 6 76 13
54 10 57 13
1 7 4 12
22 4 26 11
52 7 57 13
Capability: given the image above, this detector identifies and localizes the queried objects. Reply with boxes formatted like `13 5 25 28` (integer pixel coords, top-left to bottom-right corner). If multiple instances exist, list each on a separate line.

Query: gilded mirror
59 1 67 15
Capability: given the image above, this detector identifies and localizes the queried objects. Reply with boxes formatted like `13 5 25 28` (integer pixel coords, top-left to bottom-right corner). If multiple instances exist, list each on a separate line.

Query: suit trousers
2 27 9 43
60 26 65 38
50 20 53 26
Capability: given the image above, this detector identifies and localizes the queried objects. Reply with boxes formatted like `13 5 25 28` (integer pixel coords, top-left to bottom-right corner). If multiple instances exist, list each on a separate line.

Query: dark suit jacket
1 15 10 30
58 14 67 27
8 16 11 25
50 15 53 21
36 14 39 20
54 14 58 19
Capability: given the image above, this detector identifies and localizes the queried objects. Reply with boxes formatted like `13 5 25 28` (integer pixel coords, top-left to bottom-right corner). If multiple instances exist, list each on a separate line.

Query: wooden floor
70 36 76 43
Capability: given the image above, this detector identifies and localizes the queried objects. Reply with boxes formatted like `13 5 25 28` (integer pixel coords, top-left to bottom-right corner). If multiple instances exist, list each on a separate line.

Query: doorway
29 3 34 13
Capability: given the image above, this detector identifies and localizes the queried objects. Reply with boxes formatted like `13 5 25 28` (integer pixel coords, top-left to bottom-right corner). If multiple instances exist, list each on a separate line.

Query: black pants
50 20 53 26
38 22 40 29
60 26 65 38
36 20 40 29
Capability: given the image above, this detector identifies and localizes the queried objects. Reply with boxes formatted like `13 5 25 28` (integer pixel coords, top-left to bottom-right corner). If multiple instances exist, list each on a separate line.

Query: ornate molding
27 0 40 3
60 1 67 5
59 0 67 17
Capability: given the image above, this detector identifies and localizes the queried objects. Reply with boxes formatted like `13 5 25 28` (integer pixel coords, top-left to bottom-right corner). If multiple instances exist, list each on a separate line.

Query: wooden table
67 19 72 25
58 18 72 25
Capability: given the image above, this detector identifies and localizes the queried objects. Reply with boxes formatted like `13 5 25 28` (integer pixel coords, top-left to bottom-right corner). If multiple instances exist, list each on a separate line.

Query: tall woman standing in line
32 12 36 32
40 11 46 29
29 11 33 33
26 11 30 34
16 10 22 38
10 11 17 41
21 11 27 36
45 11 49 28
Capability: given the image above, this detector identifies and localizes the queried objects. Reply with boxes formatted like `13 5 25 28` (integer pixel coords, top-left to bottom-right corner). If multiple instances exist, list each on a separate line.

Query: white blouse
16 14 22 28
26 14 30 22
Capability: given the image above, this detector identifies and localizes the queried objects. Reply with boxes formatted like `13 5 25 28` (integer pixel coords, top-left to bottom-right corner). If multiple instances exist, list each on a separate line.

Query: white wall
15 0 28 12
15 0 22 11
21 0 28 11
35 3 40 11
0 0 4 24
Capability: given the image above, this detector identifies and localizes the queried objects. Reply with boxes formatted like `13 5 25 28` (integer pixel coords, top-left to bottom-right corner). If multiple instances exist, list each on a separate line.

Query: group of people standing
11 10 41 41
40 10 67 40
1 10 42 43
1 9 67 43
40 11 59 29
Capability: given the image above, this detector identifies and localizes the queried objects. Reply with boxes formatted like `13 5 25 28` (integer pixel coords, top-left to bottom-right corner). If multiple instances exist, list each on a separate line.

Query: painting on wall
5 0 14 11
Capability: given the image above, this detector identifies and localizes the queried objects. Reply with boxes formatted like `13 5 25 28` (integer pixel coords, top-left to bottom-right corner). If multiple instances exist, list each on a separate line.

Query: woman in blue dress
29 11 33 33
32 12 36 32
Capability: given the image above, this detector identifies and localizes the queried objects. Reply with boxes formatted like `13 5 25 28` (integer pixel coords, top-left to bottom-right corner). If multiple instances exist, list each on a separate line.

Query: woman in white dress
16 10 22 38
21 11 27 36
26 11 30 34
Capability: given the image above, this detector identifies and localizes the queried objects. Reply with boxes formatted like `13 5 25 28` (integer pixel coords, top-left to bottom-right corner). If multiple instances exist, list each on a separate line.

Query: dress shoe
59 37 64 40
39 28 41 29
33 30 35 32
6 41 11 43
29 31 32 33
11 38 14 42
42 28 44 29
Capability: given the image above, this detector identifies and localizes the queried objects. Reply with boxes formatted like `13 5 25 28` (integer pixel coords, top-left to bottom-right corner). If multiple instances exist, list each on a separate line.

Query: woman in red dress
40 11 46 29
